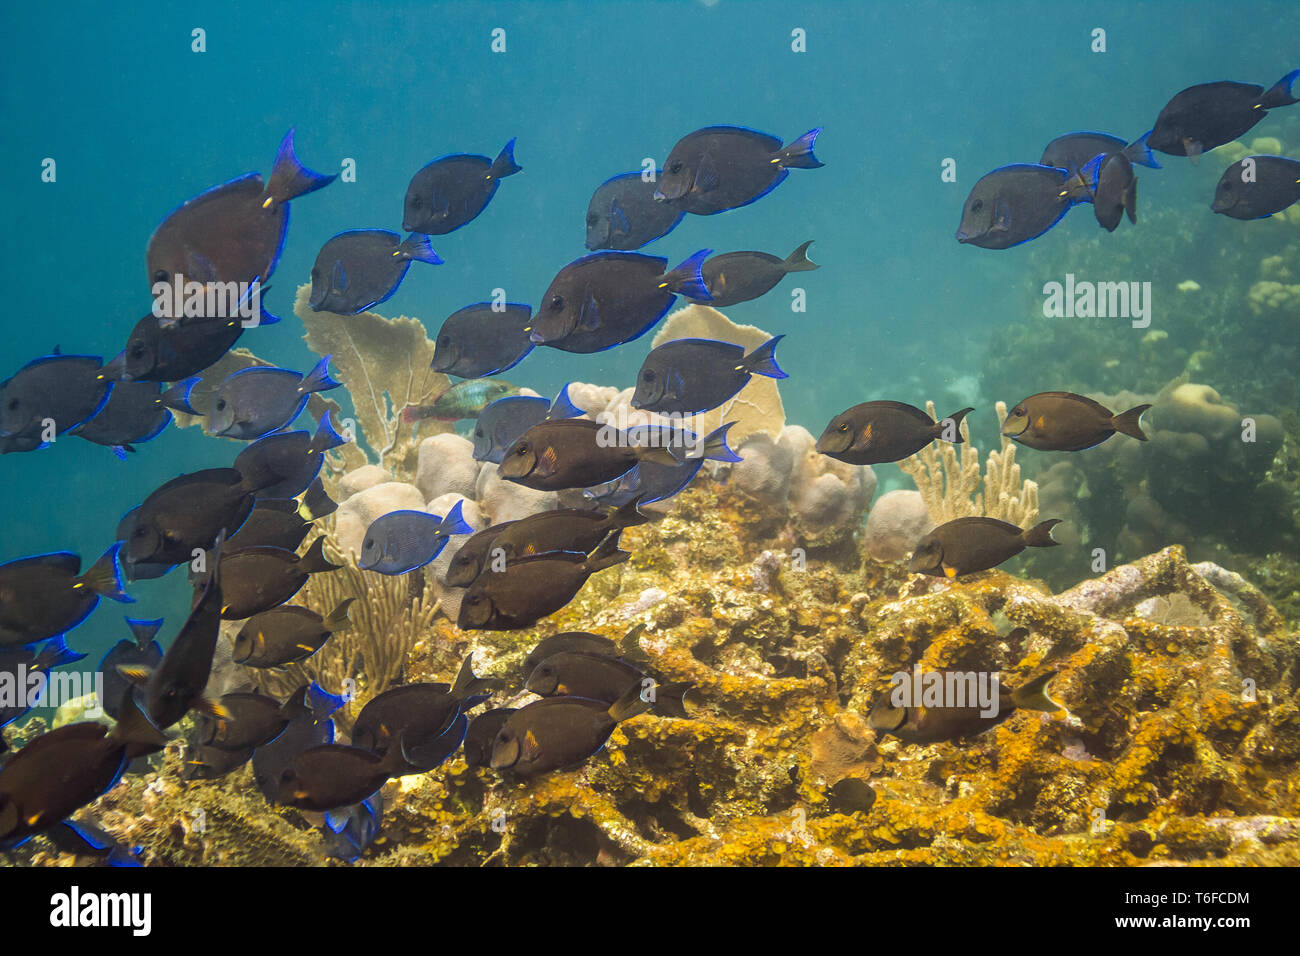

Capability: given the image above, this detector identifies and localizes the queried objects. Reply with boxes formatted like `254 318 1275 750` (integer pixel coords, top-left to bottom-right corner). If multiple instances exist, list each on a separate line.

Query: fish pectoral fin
578 291 600 331
523 729 542 759
609 199 631 236
194 696 231 719
331 260 348 292
943 565 958 579
992 198 1012 232
116 664 153 686
1183 138 1203 163
535 445 560 477
692 153 719 193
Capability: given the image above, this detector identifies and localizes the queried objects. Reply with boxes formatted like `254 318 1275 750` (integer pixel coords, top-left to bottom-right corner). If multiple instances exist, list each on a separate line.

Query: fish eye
642 369 655 382
1013 405 1025 416
6 398 19 411
549 295 564 311
474 427 484 437
514 443 528 455
838 422 849 432
971 199 984 213
669 161 683 174
215 399 226 410
153 269 169 283
411 196 423 208
363 538 373 549
129 343 147 359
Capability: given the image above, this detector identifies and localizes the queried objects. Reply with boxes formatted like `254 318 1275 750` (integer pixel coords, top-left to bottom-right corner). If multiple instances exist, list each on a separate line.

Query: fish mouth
1210 198 1233 214
955 229 972 243
528 330 546 345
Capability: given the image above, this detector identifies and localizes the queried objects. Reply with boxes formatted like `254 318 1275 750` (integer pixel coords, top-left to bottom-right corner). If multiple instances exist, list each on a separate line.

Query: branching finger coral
898 401 1038 526
254 558 440 734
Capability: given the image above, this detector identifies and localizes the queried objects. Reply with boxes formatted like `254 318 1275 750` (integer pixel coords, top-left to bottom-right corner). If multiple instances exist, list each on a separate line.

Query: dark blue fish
1 637 86 731
702 242 818 307
431 303 535 378
0 355 110 449
631 336 787 414
0 547 131 648
97 618 163 721
1213 155 1300 219
471 385 582 464
308 231 443 315
69 380 174 459
323 792 383 862
529 251 713 354
1079 151 1138 231
208 356 340 439
306 681 348 723
586 423 740 507
586 171 685 250
253 684 337 802
233 413 347 500
956 164 1079 249
654 126 823 215
1149 70 1300 159
146 129 335 295
1040 130 1160 174
101 300 280 384
45 817 143 866
403 139 521 234
358 500 475 575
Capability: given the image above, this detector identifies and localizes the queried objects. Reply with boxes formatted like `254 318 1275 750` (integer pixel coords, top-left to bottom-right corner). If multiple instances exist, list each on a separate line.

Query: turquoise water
2 0 1298 662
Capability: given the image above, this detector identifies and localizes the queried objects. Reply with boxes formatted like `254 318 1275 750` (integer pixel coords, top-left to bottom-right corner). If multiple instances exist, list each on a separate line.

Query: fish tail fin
324 597 355 632
439 499 475 536
782 240 819 272
702 421 743 462
300 356 341 394
489 138 522 179
607 495 651 529
265 128 337 207
299 477 338 520
609 681 654 722
452 653 502 700
1111 404 1151 441
937 407 975 442
664 249 713 301
110 688 170 754
308 411 348 455
254 296 282 326
298 536 342 574
1259 69 1300 108
160 377 202 415
584 532 632 574
399 233 444 266
1022 518 1062 549
778 128 824 169
1124 177 1138 224
35 635 86 670
125 616 164 650
547 383 584 419
1009 670 1061 713
651 681 694 719
81 544 133 603
1123 130 1161 169
744 334 788 379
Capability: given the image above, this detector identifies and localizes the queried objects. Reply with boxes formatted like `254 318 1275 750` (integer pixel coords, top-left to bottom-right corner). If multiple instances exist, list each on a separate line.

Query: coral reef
10 473 1297 868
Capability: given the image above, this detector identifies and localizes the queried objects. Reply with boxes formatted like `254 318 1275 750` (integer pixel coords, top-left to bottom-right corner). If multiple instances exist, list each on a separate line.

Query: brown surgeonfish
816 401 974 465
524 650 692 718
489 498 648 562
213 538 341 620
232 599 353 667
909 517 1061 578
1001 392 1150 451
488 684 652 778
444 521 518 587
497 418 679 491
457 534 630 630
868 669 1060 744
